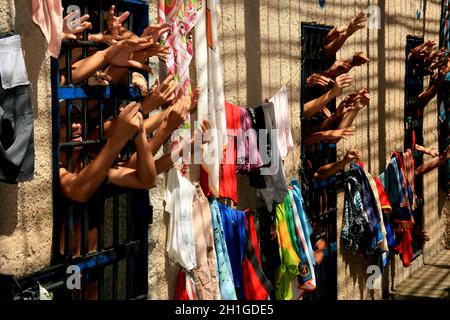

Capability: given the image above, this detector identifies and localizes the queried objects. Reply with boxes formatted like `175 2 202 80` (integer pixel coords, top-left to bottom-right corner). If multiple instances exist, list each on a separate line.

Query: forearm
418 78 444 107
62 137 126 202
304 131 327 145
135 129 157 186
314 159 349 180
155 153 175 175
144 111 165 133
71 49 109 84
322 34 350 59
304 89 338 118
415 155 447 176
338 108 359 129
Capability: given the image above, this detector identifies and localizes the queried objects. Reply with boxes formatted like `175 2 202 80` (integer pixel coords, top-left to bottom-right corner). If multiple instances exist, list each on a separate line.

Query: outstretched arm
314 149 361 180
60 102 141 203
322 12 367 58
304 74 354 118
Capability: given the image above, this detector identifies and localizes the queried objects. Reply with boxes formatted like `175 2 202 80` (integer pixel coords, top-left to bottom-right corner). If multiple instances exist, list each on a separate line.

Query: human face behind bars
59 105 84 151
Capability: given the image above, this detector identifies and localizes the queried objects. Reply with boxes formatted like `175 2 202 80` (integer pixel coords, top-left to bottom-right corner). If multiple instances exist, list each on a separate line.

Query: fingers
117 11 130 24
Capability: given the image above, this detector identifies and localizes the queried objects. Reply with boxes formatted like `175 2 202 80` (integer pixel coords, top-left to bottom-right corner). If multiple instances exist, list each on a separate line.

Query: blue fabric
290 178 316 266
210 200 237 300
352 163 380 232
216 201 246 300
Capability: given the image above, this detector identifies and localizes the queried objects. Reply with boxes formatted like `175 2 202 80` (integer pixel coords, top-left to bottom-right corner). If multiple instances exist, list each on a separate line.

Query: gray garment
257 101 288 211
0 33 34 183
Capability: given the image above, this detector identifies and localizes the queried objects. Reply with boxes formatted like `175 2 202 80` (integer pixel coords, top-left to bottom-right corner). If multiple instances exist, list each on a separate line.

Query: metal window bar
404 36 425 259
8 0 154 301
300 23 337 301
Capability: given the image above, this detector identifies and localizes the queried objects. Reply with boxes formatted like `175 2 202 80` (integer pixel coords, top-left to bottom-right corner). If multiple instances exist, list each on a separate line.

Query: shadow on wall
0 184 18 236
339 237 379 300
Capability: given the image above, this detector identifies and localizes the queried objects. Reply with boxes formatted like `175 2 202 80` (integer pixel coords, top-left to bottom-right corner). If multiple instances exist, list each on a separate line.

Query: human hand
344 149 361 163
409 40 436 61
163 97 189 133
106 5 129 38
104 38 155 72
142 74 178 113
332 74 354 95
141 23 171 42
346 11 368 37
112 102 142 141
62 10 92 40
133 43 172 61
352 52 370 66
326 60 352 78
323 127 356 142
307 73 333 88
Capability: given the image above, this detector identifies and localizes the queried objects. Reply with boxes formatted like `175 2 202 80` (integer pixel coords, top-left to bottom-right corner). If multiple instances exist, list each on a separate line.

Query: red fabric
200 101 240 203
243 212 269 300
395 229 413 268
173 269 197 300
373 176 392 213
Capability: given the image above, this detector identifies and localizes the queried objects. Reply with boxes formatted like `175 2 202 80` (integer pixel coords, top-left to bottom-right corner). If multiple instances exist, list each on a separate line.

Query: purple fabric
237 108 263 172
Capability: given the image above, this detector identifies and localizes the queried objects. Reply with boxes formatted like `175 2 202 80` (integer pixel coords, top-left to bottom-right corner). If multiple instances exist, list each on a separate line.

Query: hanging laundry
403 149 417 210
159 0 202 172
210 200 237 300
341 176 372 255
236 107 264 173
200 101 239 203
165 168 197 271
191 185 221 300
257 101 289 211
289 179 317 291
174 268 199 300
380 153 415 267
356 162 389 252
31 0 63 58
216 202 246 300
269 86 294 160
158 0 201 94
274 196 300 300
242 210 273 300
373 176 396 248
253 207 280 299
196 0 227 197
0 33 34 184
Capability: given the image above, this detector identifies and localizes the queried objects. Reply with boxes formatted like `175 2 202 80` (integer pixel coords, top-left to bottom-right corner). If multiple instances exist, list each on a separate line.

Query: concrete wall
0 0 53 277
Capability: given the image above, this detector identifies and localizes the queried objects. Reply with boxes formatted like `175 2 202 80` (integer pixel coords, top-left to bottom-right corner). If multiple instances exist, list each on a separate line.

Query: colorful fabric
274 199 300 300
288 188 316 292
174 269 198 300
210 200 237 300
242 211 273 300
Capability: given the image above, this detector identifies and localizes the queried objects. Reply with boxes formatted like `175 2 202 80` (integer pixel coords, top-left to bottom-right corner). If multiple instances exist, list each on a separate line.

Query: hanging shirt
31 0 63 58
165 168 197 271
269 86 294 160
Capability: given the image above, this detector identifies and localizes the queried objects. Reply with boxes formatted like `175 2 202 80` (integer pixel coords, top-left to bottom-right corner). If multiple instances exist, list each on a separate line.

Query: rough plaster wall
0 0 53 276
